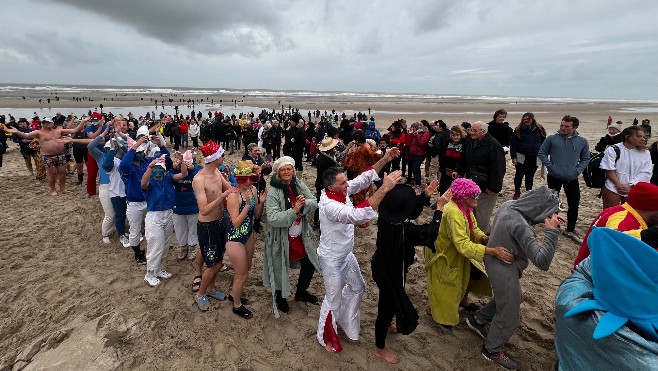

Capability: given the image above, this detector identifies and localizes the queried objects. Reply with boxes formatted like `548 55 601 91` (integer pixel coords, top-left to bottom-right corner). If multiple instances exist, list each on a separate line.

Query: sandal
220 265 233 272
191 275 202 293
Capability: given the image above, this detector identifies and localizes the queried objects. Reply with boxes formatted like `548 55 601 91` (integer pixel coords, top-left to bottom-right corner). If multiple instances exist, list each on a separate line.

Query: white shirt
600 143 653 195
317 169 380 260
188 123 200 137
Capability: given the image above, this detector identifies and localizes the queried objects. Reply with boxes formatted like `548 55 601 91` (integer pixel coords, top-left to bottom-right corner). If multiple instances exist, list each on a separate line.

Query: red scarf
325 190 347 204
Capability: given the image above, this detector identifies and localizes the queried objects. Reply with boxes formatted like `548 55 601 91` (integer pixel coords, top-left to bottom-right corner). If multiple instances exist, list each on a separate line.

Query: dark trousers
438 172 455 195
173 136 181 151
272 142 281 160
297 256 315 291
191 136 199 148
110 196 127 236
391 157 401 172
513 155 538 193
374 279 395 349
412 155 424 185
547 173 580 232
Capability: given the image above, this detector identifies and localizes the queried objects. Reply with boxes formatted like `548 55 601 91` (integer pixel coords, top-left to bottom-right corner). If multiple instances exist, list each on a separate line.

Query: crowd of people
2 107 658 370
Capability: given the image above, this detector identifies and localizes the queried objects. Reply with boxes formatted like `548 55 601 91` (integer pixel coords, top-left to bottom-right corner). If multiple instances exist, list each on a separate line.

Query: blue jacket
144 173 176 211
87 135 110 185
118 145 170 202
510 124 546 158
173 166 200 215
538 131 590 181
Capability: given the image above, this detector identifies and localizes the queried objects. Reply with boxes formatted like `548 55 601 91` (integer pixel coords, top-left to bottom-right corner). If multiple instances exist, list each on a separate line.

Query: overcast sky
2 0 657 99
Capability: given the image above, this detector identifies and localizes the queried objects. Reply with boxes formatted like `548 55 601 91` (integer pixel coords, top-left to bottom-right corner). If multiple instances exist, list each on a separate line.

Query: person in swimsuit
225 160 266 319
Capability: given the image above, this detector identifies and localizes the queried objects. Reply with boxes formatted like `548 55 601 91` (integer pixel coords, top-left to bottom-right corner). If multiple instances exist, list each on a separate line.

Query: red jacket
179 122 189 135
409 130 430 156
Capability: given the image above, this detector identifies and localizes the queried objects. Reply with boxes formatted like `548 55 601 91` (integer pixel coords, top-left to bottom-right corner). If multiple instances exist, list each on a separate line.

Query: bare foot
50 190 58 196
373 347 400 364
388 323 397 333
324 341 337 353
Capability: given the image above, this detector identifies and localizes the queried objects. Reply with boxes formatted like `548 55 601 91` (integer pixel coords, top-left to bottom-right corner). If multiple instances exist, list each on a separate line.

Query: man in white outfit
316 148 401 353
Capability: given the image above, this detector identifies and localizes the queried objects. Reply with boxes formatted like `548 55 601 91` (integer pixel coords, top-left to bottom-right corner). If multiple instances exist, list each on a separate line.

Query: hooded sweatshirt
487 186 561 271
538 130 590 181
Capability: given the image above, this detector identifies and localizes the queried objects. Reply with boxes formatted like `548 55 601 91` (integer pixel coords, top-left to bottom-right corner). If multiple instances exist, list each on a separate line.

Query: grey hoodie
538 130 590 181
487 186 561 271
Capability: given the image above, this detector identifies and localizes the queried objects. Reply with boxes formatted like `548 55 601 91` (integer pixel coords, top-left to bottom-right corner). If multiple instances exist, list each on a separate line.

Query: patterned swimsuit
226 190 255 244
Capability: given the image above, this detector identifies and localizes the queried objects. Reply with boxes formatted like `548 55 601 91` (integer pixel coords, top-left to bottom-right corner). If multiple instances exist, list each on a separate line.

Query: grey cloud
42 0 296 55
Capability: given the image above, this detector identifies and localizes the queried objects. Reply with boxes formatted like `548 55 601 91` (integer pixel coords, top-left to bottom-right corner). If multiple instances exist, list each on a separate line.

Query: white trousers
316 252 365 346
172 213 199 247
145 210 173 273
99 184 115 238
126 201 147 246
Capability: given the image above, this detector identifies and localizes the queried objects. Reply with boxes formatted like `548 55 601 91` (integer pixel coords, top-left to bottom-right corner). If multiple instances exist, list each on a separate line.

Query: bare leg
373 347 400 364
226 240 250 308
24 158 34 174
47 167 57 195
198 263 222 297
57 165 67 192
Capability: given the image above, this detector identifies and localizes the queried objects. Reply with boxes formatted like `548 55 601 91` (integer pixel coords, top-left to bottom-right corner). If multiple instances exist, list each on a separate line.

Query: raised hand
382 170 402 190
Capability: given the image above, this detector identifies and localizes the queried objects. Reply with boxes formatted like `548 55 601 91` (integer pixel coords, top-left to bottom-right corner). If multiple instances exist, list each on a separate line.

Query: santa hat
199 140 224 163
627 182 658 211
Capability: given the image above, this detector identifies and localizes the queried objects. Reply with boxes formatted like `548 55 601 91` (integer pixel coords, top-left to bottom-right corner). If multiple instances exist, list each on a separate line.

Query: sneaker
102 236 111 244
512 192 521 200
194 295 211 312
187 248 196 261
562 230 583 244
233 305 253 319
207 290 226 301
120 235 130 248
481 346 519 370
177 246 188 260
144 273 161 287
156 270 172 279
228 294 250 306
136 252 147 265
466 314 490 339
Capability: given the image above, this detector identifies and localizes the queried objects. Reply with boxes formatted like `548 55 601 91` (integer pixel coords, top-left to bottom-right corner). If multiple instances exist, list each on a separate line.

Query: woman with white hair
264 156 319 317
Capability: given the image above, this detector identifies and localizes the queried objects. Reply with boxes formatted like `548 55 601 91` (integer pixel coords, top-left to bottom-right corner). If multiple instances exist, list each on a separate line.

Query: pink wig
450 178 481 203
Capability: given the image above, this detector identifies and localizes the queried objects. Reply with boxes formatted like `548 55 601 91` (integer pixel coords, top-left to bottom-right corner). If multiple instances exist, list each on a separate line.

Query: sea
2 83 658 119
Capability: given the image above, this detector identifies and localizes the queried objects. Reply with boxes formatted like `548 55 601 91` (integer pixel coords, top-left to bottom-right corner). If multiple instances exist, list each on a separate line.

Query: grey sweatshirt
487 186 561 271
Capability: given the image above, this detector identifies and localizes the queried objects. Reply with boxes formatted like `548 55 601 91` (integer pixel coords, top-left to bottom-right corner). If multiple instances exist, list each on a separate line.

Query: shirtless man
7 116 86 195
192 140 238 311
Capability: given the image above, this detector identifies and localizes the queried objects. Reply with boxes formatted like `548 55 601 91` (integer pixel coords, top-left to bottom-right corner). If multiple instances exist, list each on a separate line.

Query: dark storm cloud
43 0 295 55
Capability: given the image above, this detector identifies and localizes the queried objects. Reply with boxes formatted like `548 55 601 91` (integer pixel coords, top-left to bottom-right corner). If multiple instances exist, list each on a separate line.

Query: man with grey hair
457 121 506 234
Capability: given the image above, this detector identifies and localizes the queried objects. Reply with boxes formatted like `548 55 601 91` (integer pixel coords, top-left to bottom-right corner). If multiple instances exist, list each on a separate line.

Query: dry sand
1 94 656 370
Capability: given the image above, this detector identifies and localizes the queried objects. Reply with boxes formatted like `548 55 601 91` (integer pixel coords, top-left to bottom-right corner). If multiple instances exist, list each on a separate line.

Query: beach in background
1 84 656 370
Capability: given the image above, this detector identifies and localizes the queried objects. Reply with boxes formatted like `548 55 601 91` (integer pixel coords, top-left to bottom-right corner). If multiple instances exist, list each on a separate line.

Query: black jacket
283 126 305 155
459 133 506 193
487 120 512 147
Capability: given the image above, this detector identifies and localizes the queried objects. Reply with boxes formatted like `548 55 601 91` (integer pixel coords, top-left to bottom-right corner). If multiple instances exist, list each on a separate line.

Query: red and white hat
199 140 224 163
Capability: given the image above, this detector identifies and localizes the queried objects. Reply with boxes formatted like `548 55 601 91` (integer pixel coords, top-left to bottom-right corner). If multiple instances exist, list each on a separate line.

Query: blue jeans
412 155 424 185
110 196 127 236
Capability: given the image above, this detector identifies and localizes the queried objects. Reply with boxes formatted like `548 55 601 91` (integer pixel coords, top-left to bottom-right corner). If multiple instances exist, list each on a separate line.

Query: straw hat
233 160 258 177
319 137 338 152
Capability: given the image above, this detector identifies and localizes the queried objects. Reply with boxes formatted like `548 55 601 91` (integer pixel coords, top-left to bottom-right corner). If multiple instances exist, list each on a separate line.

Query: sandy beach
1 88 656 370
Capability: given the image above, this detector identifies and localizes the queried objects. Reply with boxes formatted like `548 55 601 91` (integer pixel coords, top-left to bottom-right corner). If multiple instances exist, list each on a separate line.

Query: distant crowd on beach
2 107 658 369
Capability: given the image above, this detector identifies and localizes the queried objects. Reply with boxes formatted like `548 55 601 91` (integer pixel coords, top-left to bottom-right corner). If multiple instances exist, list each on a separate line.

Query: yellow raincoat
424 200 492 325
